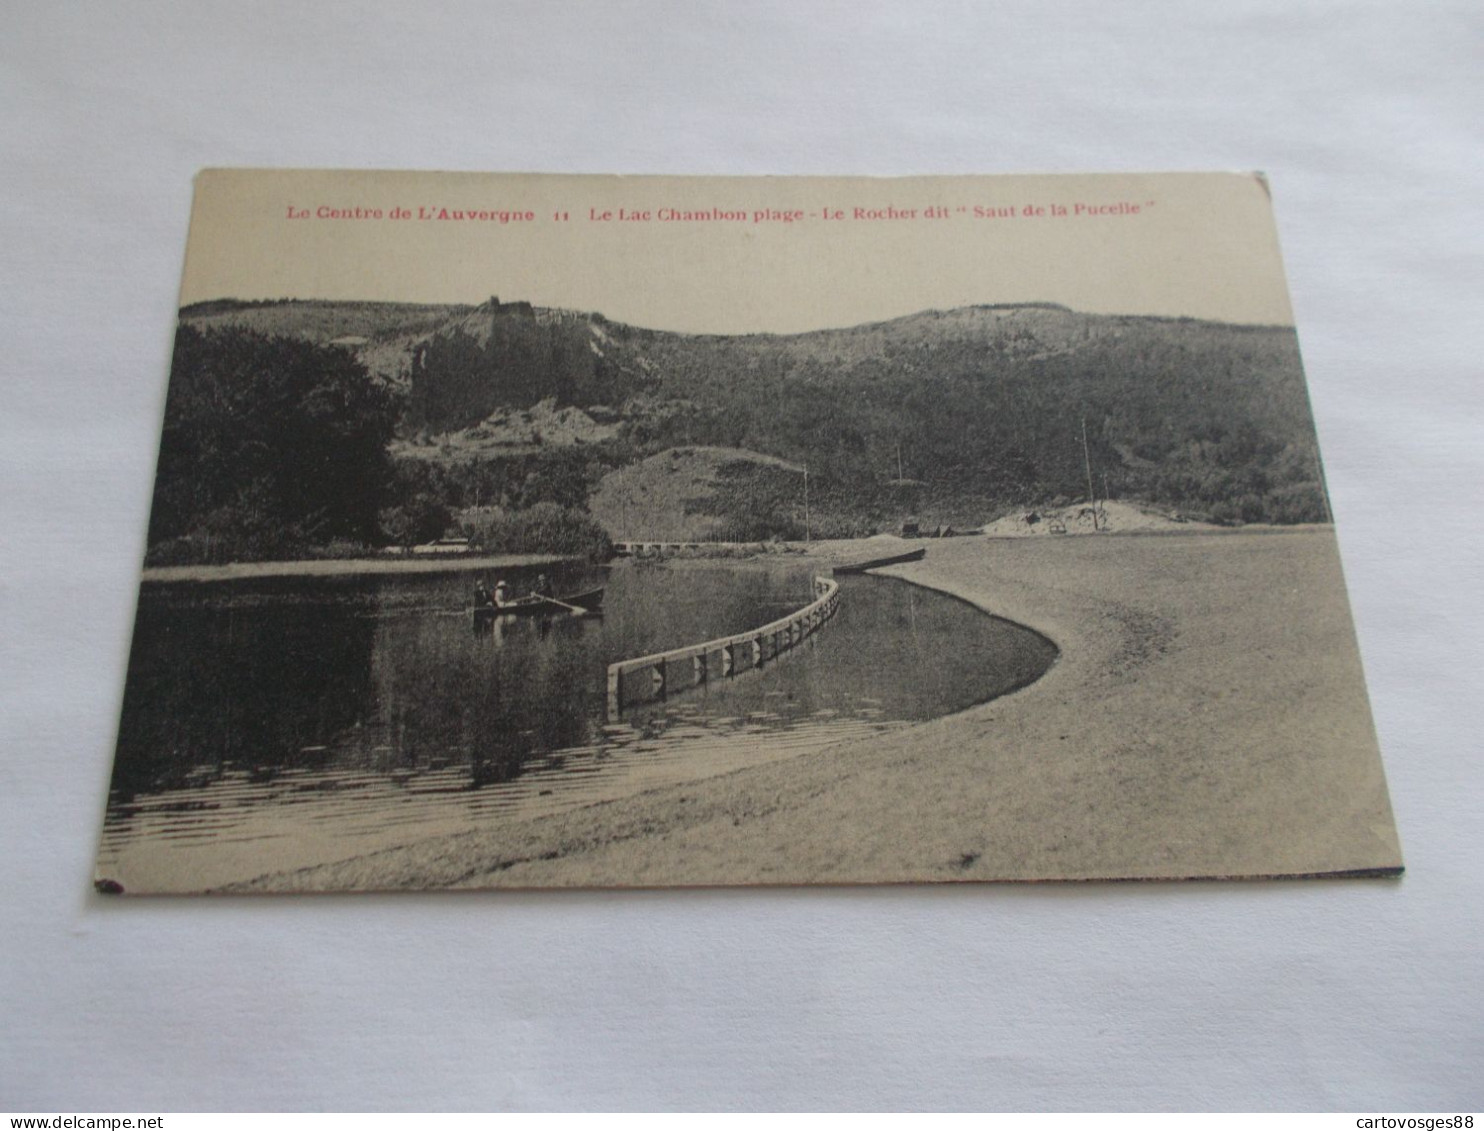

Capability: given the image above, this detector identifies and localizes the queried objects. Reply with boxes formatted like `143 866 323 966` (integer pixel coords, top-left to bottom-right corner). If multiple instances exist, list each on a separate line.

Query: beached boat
833 547 927 574
471 586 605 622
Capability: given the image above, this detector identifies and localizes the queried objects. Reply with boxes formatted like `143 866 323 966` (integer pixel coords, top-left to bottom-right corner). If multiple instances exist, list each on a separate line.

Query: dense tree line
397 304 1330 526
145 323 624 564
390 442 627 513
464 503 613 561
155 301 1334 565
147 326 399 563
589 313 1331 526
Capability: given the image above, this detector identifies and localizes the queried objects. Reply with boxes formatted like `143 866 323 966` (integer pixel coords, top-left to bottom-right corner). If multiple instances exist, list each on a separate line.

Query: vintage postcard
96 170 1402 893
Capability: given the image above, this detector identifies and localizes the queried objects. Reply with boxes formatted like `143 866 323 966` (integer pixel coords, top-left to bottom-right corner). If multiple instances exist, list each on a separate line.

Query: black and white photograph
5 3 1481 1113
97 170 1401 893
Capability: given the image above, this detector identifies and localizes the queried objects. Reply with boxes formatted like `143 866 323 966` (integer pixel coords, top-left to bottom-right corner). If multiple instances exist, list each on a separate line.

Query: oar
529 592 588 615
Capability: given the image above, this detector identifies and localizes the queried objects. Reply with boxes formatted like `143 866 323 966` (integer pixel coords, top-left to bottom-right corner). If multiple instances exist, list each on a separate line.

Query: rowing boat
471 586 605 621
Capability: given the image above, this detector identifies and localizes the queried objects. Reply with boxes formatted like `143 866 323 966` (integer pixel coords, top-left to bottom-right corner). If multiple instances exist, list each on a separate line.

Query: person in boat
493 579 511 608
533 573 554 599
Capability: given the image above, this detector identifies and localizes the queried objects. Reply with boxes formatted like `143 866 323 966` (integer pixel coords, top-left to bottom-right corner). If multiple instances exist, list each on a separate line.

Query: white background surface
2 1 1480 1112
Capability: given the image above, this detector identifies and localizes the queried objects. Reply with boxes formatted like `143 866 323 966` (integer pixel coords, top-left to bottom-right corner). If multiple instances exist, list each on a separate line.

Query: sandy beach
232 527 1401 891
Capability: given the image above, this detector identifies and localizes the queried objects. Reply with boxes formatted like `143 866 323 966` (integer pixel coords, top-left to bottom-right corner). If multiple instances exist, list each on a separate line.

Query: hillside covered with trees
147 325 398 563
149 298 1332 562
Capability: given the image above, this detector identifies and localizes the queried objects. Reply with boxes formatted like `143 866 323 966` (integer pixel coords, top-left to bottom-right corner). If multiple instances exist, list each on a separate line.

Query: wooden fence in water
605 575 840 719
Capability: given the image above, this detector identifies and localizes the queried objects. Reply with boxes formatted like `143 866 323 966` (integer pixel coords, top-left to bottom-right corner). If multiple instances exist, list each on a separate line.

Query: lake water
98 558 1057 891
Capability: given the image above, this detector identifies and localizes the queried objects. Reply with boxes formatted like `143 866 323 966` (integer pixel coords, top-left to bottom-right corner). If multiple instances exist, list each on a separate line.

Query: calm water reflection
100 559 1056 890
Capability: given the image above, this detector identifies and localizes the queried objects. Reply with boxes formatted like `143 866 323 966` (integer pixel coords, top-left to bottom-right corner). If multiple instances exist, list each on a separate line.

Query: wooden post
804 463 810 542
607 667 622 719
1081 416 1099 530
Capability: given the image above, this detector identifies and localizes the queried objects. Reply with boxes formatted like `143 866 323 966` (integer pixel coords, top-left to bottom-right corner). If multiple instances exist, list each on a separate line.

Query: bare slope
590 446 805 542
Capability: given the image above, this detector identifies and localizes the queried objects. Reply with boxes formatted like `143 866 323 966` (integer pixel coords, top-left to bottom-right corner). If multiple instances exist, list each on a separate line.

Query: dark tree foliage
378 492 453 547
464 502 613 562
390 442 621 514
597 311 1330 526
196 299 1332 532
148 325 398 561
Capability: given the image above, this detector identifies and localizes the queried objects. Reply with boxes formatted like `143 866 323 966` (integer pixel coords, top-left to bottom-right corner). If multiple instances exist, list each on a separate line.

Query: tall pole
1081 417 1098 530
803 463 811 542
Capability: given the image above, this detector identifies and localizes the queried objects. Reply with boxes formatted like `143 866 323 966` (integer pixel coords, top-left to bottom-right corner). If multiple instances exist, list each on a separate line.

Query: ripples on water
99 560 1055 891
